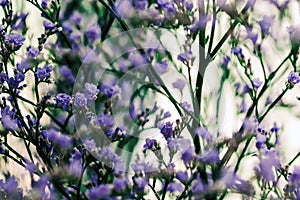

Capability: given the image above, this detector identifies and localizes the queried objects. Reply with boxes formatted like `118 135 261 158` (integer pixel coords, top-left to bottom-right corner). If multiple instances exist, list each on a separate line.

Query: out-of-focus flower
85 24 101 43
258 15 274 36
42 129 72 147
73 92 87 107
167 182 184 193
172 78 186 91
253 78 262 90
87 184 111 200
5 33 25 46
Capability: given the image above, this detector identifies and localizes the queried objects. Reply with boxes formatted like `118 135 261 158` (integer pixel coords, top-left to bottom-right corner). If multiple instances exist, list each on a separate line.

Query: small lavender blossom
288 71 300 85
232 47 244 59
176 171 189 183
5 33 25 46
27 46 39 58
43 21 56 31
154 60 168 74
198 148 220 164
16 60 30 73
59 65 75 83
42 129 72 147
36 64 52 80
73 92 87 107
259 15 274 36
85 83 99 100
100 83 119 98
181 146 195 165
158 121 174 140
1 106 18 131
253 77 262 90
172 78 186 91
55 93 72 110
96 114 114 128
143 138 158 151
0 0 9 7
133 177 148 191
221 56 230 67
256 131 267 149
135 0 148 10
12 12 28 30
195 126 213 142
177 50 193 62
113 178 128 191
167 182 184 193
85 24 101 43
0 73 8 84
87 184 111 200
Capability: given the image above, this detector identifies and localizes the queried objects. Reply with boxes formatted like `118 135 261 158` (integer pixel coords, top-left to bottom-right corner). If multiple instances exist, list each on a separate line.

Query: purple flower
113 178 128 191
1 106 18 131
129 53 147 67
116 0 133 18
87 184 111 200
259 15 274 36
70 11 83 25
181 146 195 165
36 64 52 80
41 0 49 9
255 148 281 182
55 93 71 110
5 33 25 46
163 111 171 118
172 78 186 91
43 21 56 30
59 65 75 83
167 182 184 193
158 121 174 140
253 77 262 90
0 73 8 84
256 132 266 149
100 83 119 98
288 71 300 85
154 60 168 74
177 50 193 62
86 24 101 43
198 148 220 164
143 138 158 150
195 126 213 142
69 159 82 177
85 83 99 100
240 99 247 113
135 0 148 10
0 0 9 7
96 114 114 128
221 56 230 67
232 47 244 59
270 122 279 133
27 46 39 58
12 12 28 30
73 92 87 107
133 177 148 191
17 60 30 73
42 129 72 147
247 29 258 45
176 171 189 183
180 101 194 113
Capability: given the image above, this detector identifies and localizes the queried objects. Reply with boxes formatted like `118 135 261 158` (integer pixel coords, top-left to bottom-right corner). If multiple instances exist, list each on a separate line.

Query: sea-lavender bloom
172 78 186 91
55 93 72 110
288 71 300 85
198 148 220 164
154 60 168 74
259 15 275 36
85 83 99 100
195 126 213 143
85 24 101 43
0 0 9 7
113 178 129 191
128 52 147 67
0 73 8 84
59 65 75 83
158 121 174 140
36 64 52 80
16 60 30 73
12 12 28 30
96 114 114 128
177 50 193 62
176 171 189 183
133 177 148 191
255 148 281 182
87 184 111 200
167 182 184 193
253 78 262 90
43 21 56 31
143 138 158 151
232 47 244 59
70 11 83 25
1 106 18 131
42 129 72 147
135 0 148 10
181 146 195 165
221 56 230 67
100 83 119 98
73 92 87 107
27 46 39 58
5 33 25 46
255 132 266 149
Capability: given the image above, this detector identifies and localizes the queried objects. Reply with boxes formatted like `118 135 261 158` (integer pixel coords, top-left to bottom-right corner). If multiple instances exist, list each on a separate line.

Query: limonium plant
0 0 300 199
